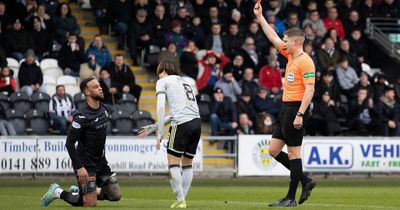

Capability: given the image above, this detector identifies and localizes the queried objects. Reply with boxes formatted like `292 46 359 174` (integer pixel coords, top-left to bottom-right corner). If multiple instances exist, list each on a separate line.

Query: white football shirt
156 75 200 126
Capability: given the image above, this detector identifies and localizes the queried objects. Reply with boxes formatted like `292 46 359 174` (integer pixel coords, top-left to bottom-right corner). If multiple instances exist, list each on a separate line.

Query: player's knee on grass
80 176 98 207
83 192 97 207
102 176 121 201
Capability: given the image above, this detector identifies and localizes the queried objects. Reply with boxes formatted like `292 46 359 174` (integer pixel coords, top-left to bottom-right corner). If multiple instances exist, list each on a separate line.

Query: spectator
317 37 341 72
236 91 257 125
31 17 53 60
190 15 205 49
209 87 238 136
127 9 152 65
0 103 16 135
21 0 38 27
349 28 368 64
282 0 306 21
323 28 341 50
285 12 301 29
394 76 400 100
203 6 226 35
224 23 244 57
360 0 377 19
3 19 35 61
151 4 170 48
319 0 336 19
192 0 208 21
196 50 230 95
302 10 326 39
336 56 359 98
304 40 321 75
236 113 255 135
163 19 187 56
239 67 258 98
53 3 80 45
265 10 286 37
256 113 274 134
58 33 85 77
324 7 345 40
33 4 54 33
303 23 319 46
312 91 342 135
224 54 246 81
90 0 108 34
379 0 400 18
180 40 199 80
214 67 242 103
373 73 389 101
158 42 180 71
349 87 381 136
18 49 45 96
248 21 270 54
338 0 357 20
41 0 59 17
239 37 263 71
229 9 245 34
0 66 16 95
354 71 374 97
132 0 152 17
85 35 112 69
258 55 282 91
339 39 360 73
108 54 142 102
174 6 193 37
109 0 131 50
205 23 227 55
0 2 12 33
344 10 364 38
316 70 341 102
377 86 400 136
49 85 75 135
169 0 195 18
80 55 101 81
253 86 281 118
98 68 116 105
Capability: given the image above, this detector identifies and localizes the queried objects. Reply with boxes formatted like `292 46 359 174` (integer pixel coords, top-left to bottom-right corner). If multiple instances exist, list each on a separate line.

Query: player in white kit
139 60 201 209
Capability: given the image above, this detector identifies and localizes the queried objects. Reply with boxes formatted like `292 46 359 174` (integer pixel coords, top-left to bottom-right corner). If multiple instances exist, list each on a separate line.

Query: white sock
182 165 193 198
169 165 185 202
54 188 63 198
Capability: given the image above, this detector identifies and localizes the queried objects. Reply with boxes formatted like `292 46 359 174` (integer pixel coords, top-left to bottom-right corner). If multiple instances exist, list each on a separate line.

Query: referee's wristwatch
296 112 304 117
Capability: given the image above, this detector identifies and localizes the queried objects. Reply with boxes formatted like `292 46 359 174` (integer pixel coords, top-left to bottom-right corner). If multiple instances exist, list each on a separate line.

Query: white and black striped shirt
49 94 75 117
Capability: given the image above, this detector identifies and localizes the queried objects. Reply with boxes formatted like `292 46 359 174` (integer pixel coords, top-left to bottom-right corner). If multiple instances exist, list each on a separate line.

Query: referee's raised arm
253 1 283 49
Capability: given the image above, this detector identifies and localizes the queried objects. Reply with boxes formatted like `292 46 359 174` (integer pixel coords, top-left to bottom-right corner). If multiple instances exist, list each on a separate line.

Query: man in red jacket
323 7 345 39
259 55 282 92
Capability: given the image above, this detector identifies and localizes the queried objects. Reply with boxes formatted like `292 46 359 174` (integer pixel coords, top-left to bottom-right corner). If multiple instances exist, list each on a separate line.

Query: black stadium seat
26 109 49 135
9 91 32 114
111 109 134 135
116 93 138 114
0 92 10 110
196 93 211 121
132 110 155 133
73 92 86 111
31 92 51 114
6 109 27 135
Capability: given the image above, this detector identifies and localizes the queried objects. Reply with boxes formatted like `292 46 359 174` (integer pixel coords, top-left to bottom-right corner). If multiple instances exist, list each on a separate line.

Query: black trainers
269 198 297 207
299 179 317 204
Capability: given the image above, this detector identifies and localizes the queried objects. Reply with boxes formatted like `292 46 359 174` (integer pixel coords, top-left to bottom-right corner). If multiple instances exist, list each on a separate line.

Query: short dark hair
156 59 180 75
284 27 305 38
56 85 65 90
80 77 96 92
114 53 123 58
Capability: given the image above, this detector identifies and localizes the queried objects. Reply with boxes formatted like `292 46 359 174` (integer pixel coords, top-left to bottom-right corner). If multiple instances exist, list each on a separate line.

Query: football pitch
0 176 399 210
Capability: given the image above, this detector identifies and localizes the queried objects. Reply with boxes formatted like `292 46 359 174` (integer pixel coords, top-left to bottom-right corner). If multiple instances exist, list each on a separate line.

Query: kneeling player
139 60 201 208
40 78 121 207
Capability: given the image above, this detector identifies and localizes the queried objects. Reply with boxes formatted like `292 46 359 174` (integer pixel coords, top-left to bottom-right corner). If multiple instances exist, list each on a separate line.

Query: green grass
0 176 400 209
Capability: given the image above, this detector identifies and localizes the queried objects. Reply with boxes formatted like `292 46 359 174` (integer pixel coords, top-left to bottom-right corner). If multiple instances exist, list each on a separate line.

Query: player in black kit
40 78 121 207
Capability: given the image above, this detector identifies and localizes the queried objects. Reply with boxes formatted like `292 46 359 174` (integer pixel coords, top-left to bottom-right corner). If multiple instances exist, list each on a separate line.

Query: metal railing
366 18 400 62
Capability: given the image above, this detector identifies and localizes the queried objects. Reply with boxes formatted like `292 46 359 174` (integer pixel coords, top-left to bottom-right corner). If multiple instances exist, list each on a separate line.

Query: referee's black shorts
272 102 308 146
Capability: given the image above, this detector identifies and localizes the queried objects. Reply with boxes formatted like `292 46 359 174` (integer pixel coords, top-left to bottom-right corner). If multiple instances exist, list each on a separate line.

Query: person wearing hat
18 49 46 96
376 85 400 136
3 18 34 61
214 65 242 103
196 50 230 94
127 8 152 65
336 56 359 98
210 87 238 136
259 54 282 92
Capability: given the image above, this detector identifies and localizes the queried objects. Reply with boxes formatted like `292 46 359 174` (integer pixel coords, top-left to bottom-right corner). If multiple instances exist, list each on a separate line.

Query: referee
254 1 316 207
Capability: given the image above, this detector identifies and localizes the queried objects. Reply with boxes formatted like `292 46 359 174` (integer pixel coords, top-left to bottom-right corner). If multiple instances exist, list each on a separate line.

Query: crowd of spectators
0 0 400 137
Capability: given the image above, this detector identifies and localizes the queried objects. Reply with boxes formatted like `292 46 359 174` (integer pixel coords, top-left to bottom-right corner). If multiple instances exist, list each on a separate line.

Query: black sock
60 191 83 206
286 159 303 200
274 152 311 184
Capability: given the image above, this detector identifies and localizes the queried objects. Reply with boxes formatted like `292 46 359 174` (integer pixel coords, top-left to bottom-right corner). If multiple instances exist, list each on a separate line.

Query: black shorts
75 161 115 193
272 102 308 147
167 118 201 159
